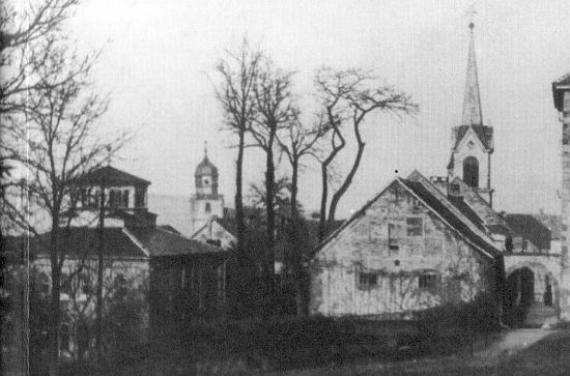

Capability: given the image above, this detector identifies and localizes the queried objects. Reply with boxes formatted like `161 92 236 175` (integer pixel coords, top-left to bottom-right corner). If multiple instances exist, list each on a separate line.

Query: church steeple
462 22 483 126
448 18 494 207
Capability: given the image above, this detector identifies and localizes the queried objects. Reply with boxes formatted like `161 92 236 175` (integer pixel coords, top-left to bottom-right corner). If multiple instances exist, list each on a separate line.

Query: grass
275 329 570 376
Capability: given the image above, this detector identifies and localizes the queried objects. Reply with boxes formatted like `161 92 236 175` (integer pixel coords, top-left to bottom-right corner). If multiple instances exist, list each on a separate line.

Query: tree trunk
235 128 246 259
48 218 61 376
327 140 365 226
263 132 276 317
233 127 249 317
290 159 306 315
318 161 329 241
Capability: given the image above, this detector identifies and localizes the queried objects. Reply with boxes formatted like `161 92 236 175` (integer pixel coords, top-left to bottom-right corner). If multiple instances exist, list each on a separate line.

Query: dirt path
471 328 557 365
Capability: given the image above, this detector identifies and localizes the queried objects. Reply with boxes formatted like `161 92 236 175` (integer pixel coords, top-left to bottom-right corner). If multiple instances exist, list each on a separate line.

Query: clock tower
189 143 224 236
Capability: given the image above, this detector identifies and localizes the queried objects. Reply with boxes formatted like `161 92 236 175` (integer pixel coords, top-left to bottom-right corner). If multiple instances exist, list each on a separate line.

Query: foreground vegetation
78 328 567 376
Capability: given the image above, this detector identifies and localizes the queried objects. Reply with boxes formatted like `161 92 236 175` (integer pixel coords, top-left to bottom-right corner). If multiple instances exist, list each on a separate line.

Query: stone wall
310 181 497 317
560 89 570 320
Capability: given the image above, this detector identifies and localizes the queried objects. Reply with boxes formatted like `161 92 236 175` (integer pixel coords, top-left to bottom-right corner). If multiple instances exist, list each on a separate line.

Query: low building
309 171 504 318
5 166 231 355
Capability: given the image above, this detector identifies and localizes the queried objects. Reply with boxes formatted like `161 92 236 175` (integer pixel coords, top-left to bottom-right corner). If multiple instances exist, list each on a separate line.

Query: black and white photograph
1 0 570 375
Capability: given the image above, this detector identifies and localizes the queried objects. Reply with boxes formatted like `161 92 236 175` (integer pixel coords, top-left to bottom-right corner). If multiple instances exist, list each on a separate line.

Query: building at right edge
553 73 570 321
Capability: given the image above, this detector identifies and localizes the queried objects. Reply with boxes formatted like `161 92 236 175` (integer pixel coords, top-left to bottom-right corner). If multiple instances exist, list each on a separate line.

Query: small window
205 202 212 213
419 272 438 290
358 272 378 289
388 223 399 252
450 183 461 196
406 218 423 236
123 190 129 207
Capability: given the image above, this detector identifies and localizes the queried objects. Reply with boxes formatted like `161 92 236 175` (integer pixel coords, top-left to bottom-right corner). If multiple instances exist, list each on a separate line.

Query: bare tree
277 115 330 314
1 36 127 374
314 68 418 239
250 60 297 315
215 38 262 316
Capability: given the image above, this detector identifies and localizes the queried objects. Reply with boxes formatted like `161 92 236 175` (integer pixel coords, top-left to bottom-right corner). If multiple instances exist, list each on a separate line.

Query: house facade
553 72 570 320
6 166 231 356
310 21 565 326
310 172 502 317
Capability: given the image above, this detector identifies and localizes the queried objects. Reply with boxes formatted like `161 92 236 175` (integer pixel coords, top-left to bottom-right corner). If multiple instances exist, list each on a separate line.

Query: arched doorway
504 263 559 327
504 267 534 327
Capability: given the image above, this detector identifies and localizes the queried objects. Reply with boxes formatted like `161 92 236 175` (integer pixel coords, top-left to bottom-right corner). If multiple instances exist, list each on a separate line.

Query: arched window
205 202 212 213
463 156 479 188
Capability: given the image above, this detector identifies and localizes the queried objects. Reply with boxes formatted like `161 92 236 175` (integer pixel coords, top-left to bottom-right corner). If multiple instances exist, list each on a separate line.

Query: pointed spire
462 22 483 126
204 140 208 158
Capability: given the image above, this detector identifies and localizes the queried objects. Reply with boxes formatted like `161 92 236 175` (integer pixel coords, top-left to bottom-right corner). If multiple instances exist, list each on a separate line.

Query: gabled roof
5 228 147 259
505 214 551 251
313 171 501 260
401 175 500 258
127 226 224 257
553 72 570 111
452 125 493 151
4 225 224 260
533 213 561 240
76 166 150 187
449 177 509 229
555 72 570 85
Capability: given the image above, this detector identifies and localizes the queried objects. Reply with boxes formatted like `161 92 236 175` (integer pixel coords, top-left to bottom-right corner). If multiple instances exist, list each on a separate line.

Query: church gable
456 126 488 154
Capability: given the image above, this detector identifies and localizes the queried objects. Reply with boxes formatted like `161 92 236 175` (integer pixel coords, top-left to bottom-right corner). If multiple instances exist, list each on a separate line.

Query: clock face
203 177 210 186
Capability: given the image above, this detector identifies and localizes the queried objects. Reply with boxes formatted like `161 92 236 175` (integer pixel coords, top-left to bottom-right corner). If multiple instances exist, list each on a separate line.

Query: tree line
215 39 418 318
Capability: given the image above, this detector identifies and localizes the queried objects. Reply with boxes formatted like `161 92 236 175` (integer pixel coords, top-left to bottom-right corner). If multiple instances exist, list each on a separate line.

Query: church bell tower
189 142 224 236
447 21 494 206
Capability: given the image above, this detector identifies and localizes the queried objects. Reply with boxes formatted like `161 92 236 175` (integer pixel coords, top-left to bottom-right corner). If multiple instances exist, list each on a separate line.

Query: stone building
6 166 231 355
553 72 570 320
310 171 504 317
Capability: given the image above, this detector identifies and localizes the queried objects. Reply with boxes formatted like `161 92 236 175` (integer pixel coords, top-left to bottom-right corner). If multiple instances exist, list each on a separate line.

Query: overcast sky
68 0 570 218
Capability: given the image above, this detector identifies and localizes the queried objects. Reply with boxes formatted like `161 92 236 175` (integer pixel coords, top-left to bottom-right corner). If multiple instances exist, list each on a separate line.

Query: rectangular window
358 272 378 289
135 187 145 208
418 272 438 290
388 223 399 252
406 217 423 236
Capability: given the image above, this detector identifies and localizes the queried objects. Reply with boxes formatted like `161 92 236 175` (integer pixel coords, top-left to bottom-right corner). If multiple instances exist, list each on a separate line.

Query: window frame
388 223 399 252
358 271 379 290
418 271 439 291
406 217 423 237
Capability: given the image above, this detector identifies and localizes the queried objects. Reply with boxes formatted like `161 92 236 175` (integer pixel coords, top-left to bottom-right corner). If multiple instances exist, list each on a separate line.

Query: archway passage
504 266 559 327
504 268 534 327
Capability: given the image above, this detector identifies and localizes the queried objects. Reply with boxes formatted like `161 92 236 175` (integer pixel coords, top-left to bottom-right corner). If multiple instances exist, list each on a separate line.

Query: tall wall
560 89 570 320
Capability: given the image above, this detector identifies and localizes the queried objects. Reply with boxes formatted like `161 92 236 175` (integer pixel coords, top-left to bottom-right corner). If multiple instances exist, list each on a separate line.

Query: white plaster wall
189 195 224 236
310 182 494 316
450 129 491 191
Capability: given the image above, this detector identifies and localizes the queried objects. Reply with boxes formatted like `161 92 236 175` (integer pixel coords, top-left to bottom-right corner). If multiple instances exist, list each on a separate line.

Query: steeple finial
204 140 208 158
461 12 483 126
